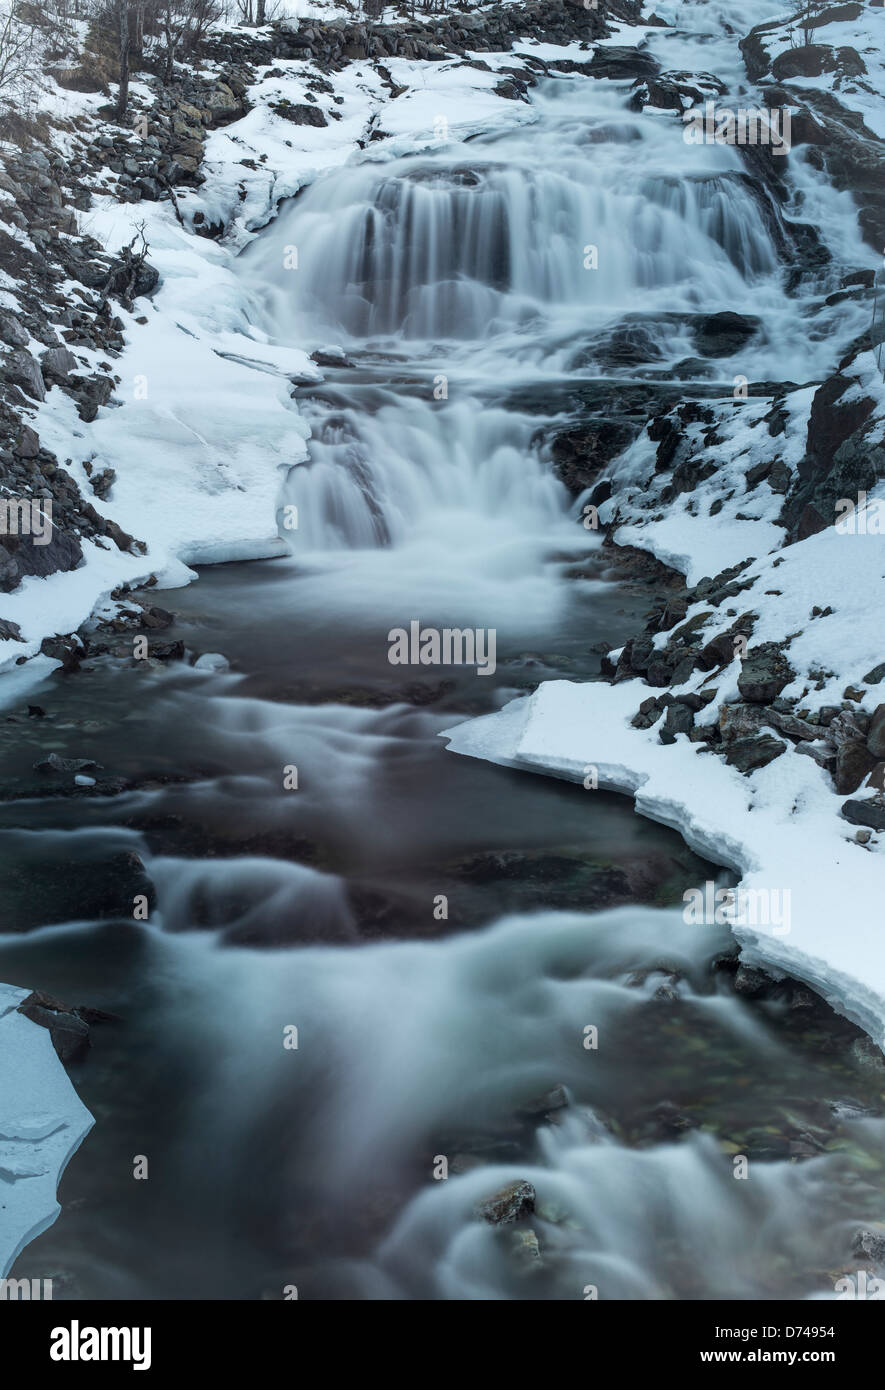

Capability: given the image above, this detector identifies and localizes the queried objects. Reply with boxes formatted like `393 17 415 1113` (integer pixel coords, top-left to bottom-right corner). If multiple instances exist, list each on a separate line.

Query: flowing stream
3 3 885 1300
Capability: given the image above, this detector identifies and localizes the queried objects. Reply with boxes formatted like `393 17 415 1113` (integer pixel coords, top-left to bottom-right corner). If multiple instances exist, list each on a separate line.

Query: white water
5 1 882 1300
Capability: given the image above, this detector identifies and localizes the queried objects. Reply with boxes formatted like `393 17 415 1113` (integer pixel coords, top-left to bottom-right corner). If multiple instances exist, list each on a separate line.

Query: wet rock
33 752 103 774
4 847 155 931
517 1084 569 1118
852 1229 885 1265
509 1227 542 1266
193 652 230 672
733 964 775 997
689 311 759 357
17 997 90 1065
851 1036 885 1074
476 1179 536 1225
841 798 885 832
588 46 660 81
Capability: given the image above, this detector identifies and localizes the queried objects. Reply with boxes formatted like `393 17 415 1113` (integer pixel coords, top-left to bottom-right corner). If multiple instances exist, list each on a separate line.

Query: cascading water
3 3 883 1302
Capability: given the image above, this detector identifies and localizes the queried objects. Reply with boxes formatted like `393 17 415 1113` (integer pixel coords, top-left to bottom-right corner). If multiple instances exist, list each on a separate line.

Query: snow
442 670 885 1046
0 984 93 1279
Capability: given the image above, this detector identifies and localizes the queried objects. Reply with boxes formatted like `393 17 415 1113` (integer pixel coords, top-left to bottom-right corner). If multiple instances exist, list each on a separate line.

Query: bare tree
114 0 131 119
0 3 38 95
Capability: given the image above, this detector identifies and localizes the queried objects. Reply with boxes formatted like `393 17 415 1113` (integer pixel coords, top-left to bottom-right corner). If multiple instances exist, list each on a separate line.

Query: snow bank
0 984 93 1279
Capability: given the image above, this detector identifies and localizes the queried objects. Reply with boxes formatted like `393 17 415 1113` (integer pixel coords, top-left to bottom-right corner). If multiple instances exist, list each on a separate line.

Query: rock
193 652 230 672
509 1227 542 1266
835 740 876 795
690 312 759 358
737 644 793 704
660 701 694 743
772 45 834 80
14 424 39 458
841 798 885 832
517 1084 569 1118
588 46 660 81
34 752 103 774
3 349 45 400
733 965 774 997
40 345 78 380
476 1179 536 1225
0 312 28 347
1 528 84 593
719 703 766 742
863 663 885 685
852 1229 885 1265
851 1035 885 1074
867 705 885 759
17 994 90 1065
724 735 787 773
273 101 327 126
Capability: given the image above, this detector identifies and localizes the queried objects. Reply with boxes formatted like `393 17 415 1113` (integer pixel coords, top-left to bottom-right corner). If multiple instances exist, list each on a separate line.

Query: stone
852 1229 885 1265
3 349 45 400
724 735 787 773
690 311 759 357
14 424 39 458
17 998 90 1065
867 705 885 759
834 740 876 795
0 312 28 347
841 799 885 832
40 345 78 379
476 1179 536 1225
737 644 793 704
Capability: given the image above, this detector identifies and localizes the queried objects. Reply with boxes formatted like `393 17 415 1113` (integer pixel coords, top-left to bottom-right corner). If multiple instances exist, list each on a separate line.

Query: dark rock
476 1179 536 1225
3 349 45 400
852 1229 885 1265
835 740 877 794
772 45 834 81
867 705 885 759
690 312 759 358
34 752 103 774
17 996 90 1065
588 46 660 81
841 798 885 832
724 734 787 773
273 101 327 126
738 643 793 704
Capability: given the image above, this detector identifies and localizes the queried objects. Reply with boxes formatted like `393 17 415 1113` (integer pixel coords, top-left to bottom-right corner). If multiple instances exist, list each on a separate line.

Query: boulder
476 1179 536 1225
737 644 793 704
